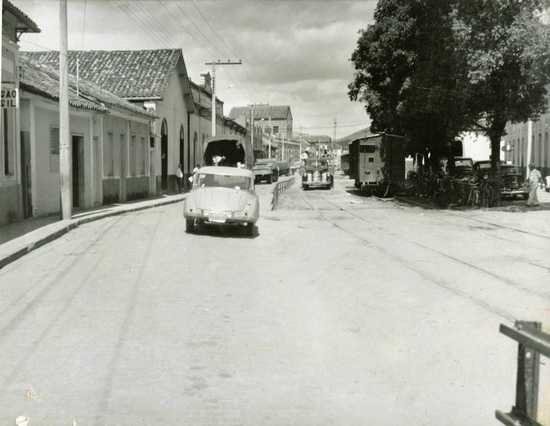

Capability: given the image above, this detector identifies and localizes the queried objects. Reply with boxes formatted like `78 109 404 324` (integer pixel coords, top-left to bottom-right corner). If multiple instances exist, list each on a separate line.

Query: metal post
59 0 72 219
211 64 216 137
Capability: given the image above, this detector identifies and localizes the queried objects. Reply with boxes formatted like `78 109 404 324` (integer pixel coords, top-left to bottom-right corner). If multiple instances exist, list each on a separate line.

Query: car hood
188 187 255 211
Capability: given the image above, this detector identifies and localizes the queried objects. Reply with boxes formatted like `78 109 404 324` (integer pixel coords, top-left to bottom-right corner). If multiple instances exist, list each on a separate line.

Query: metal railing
271 176 295 210
496 321 550 425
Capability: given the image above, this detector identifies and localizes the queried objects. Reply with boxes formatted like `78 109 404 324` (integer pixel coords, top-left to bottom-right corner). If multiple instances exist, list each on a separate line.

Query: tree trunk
489 120 506 172
490 134 501 171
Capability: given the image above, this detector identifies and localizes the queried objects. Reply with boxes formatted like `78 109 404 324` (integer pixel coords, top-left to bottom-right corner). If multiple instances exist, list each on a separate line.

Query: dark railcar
348 133 407 196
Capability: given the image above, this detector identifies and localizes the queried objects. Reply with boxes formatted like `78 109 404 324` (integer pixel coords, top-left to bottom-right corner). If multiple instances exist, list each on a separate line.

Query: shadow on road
190 224 260 239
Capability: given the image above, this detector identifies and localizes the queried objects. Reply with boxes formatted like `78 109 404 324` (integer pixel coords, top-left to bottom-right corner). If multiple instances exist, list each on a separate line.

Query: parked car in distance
253 159 279 183
472 161 528 199
183 166 259 235
449 157 474 180
276 160 290 177
473 160 505 177
302 157 333 190
500 165 528 199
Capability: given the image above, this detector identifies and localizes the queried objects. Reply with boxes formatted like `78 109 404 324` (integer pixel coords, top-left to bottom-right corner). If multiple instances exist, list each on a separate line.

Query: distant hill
335 127 372 150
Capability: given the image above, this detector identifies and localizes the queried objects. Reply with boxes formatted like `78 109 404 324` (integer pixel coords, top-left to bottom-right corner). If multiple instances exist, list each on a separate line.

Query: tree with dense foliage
453 0 550 169
349 0 550 170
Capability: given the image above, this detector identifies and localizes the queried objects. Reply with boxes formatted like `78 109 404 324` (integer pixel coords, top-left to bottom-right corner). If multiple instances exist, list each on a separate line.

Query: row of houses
0 0 247 226
503 116 550 177
229 104 302 162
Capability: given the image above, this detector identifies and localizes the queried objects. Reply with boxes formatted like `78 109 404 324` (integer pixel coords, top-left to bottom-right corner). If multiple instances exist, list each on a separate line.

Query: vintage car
449 157 475 179
472 161 528 199
253 159 279 183
302 157 333 190
183 166 260 235
500 165 528 199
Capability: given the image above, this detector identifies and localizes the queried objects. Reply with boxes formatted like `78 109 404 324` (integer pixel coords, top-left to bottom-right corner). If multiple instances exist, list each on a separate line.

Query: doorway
20 131 32 218
161 119 168 191
72 135 84 208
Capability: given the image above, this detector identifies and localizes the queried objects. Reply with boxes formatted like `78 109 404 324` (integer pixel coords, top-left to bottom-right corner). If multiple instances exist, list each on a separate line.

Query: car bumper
501 189 528 196
303 181 331 188
184 211 257 225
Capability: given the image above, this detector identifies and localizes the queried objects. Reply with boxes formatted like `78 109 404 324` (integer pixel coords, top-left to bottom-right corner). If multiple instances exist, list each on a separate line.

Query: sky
13 0 376 139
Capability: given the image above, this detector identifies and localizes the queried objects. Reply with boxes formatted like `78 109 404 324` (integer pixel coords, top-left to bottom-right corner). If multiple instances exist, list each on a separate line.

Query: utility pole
332 118 337 165
0 0 3 90
205 59 242 137
59 0 72 219
268 105 272 158
526 119 533 179
282 133 285 161
250 105 254 150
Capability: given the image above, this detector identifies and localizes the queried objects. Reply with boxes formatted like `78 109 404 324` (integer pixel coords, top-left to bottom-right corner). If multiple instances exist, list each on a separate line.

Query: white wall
460 132 501 162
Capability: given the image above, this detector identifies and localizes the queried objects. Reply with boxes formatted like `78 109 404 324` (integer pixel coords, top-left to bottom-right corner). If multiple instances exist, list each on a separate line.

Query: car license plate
208 212 227 223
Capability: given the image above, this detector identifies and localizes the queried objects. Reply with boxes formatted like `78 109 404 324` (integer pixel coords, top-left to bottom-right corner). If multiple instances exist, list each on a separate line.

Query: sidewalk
0 193 186 269
397 188 550 238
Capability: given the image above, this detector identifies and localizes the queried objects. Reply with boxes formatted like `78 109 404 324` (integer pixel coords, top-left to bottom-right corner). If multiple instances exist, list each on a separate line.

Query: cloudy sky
13 0 376 139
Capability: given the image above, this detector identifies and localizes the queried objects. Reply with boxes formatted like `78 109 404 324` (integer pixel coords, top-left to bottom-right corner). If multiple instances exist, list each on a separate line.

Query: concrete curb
0 195 185 270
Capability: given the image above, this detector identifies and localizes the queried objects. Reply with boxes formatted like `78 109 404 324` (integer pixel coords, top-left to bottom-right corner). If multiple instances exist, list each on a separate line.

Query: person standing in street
526 163 543 207
176 164 184 193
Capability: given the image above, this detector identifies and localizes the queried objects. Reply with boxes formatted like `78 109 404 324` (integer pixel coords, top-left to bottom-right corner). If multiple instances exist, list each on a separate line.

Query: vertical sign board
1 86 18 109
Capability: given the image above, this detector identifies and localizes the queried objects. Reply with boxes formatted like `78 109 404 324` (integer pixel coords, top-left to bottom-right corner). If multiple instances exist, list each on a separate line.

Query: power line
115 1 169 47
188 0 256 103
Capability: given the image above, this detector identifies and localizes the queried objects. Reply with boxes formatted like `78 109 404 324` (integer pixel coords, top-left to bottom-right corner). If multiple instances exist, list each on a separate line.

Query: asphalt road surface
0 175 548 425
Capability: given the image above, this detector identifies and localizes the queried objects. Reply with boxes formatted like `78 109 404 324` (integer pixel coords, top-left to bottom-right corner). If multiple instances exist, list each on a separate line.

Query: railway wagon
349 133 407 196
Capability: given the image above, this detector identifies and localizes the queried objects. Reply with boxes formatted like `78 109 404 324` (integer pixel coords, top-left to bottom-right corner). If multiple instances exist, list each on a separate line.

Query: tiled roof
19 55 156 118
229 105 292 121
22 49 183 99
4 0 40 33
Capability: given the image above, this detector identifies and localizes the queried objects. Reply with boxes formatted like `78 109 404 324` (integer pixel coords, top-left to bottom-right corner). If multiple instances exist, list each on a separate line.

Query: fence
496 321 550 425
271 177 295 210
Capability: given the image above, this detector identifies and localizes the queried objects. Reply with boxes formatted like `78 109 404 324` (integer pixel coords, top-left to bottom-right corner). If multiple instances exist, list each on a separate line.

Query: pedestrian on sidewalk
526 163 543 207
176 164 184 193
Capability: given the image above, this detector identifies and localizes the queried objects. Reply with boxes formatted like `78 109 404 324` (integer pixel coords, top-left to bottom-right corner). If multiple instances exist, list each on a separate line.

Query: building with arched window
24 49 247 193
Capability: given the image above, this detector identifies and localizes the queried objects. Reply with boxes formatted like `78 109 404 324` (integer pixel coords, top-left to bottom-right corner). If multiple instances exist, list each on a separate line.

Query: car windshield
253 163 271 169
477 162 491 169
454 159 473 168
502 166 522 175
196 173 252 190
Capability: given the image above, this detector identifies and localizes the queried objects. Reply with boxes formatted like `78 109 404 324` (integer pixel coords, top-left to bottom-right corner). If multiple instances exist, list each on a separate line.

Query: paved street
0 176 549 425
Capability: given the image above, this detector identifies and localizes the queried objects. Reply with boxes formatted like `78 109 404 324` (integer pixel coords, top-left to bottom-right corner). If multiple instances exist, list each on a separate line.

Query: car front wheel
245 223 254 236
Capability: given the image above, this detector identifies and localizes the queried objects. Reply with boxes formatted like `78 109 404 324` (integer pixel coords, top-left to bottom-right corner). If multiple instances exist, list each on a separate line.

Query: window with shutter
49 127 60 172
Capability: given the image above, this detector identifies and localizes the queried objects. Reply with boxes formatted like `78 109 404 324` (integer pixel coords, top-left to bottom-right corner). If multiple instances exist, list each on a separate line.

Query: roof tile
22 49 182 99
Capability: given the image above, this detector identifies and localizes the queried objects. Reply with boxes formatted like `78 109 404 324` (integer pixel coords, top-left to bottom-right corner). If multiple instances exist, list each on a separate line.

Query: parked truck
203 136 254 169
348 133 407 196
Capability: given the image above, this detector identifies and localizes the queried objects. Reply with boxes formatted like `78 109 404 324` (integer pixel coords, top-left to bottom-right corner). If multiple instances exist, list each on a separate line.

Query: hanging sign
1 86 18 108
